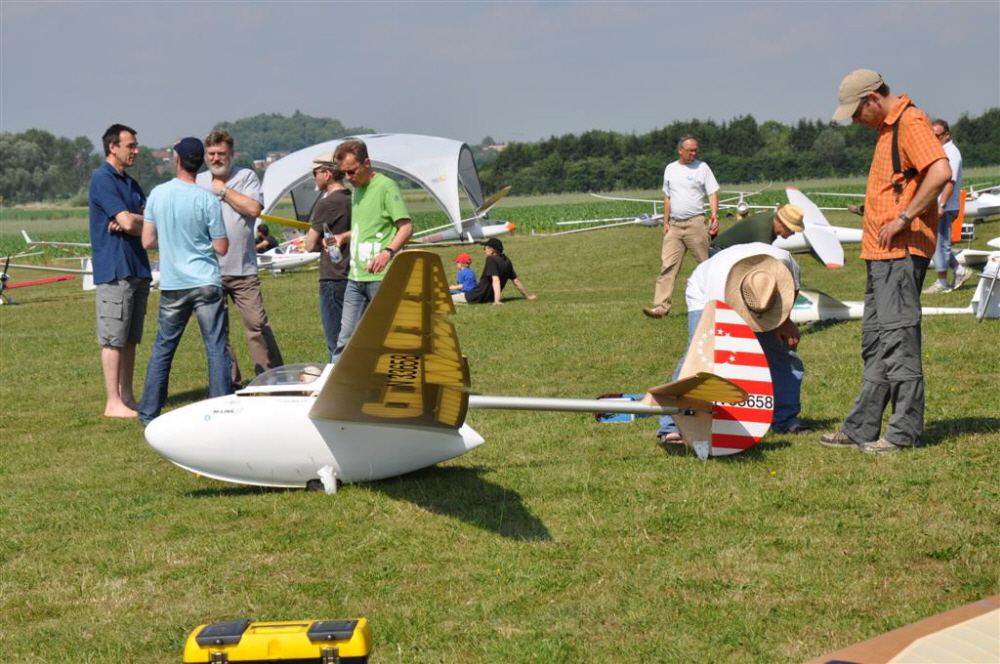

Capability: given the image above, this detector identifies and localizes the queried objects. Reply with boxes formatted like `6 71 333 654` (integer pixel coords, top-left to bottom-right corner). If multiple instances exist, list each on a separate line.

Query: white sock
937 278 950 287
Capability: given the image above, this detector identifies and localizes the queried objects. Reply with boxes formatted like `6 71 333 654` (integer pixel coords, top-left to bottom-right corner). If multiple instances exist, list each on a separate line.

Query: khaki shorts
96 277 151 347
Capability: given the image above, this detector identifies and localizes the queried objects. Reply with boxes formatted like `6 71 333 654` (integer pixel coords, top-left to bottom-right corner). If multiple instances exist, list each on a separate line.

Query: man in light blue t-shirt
138 137 231 424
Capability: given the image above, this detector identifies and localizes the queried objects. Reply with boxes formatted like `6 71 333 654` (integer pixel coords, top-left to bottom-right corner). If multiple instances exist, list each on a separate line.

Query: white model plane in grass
14 230 316 287
548 187 862 268
143 252 779 491
774 188 862 269
0 255 75 305
792 239 1000 324
964 184 1000 220
262 186 517 248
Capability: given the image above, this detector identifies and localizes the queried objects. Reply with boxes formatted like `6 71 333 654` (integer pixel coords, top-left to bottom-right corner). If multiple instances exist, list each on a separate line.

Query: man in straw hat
821 69 951 453
657 242 807 443
711 204 805 252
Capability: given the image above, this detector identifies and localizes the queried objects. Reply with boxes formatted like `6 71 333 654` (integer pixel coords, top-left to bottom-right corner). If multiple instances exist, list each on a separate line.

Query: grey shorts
96 277 151 347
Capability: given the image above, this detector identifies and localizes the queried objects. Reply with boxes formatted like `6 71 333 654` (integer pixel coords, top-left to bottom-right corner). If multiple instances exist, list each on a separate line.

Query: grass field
2 188 999 662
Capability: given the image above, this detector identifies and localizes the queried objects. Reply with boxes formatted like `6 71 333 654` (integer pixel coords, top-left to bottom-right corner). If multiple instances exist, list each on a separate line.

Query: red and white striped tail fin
674 300 773 458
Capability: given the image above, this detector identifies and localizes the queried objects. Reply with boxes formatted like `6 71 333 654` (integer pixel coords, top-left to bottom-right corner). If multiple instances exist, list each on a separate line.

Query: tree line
0 111 373 205
1 109 997 205
479 108 1000 194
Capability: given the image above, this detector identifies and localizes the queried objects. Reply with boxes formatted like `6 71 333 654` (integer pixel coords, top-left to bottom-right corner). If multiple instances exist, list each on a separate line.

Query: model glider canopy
262 134 485 230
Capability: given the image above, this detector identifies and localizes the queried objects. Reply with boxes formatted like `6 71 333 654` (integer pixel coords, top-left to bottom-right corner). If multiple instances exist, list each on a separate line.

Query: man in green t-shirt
330 139 413 360
712 204 804 252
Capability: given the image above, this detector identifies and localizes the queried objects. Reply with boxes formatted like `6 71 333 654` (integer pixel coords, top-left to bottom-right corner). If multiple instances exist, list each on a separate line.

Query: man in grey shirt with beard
197 129 283 388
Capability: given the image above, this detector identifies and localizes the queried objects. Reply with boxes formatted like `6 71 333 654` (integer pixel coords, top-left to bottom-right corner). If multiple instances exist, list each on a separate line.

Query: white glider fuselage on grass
144 252 764 489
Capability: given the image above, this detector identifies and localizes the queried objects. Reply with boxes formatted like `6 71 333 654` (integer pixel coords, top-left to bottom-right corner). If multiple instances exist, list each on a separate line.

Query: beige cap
832 69 883 121
775 204 805 233
311 151 338 170
723 254 795 332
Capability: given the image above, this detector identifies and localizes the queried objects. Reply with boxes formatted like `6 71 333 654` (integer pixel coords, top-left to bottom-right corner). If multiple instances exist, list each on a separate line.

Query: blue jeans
933 210 959 273
320 279 347 361
139 285 232 424
656 309 803 436
332 280 382 361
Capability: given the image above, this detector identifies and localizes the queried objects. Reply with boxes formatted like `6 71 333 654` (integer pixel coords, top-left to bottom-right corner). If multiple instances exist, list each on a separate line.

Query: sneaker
922 281 952 294
819 430 857 448
953 265 973 290
643 307 668 319
858 437 905 454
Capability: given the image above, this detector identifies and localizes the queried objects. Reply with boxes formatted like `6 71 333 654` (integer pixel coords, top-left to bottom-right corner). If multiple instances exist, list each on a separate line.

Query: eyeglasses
852 96 870 121
117 142 139 151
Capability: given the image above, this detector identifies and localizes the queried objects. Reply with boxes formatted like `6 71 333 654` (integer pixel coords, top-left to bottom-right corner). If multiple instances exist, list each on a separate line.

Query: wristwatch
384 247 396 258
897 210 911 225
216 186 228 200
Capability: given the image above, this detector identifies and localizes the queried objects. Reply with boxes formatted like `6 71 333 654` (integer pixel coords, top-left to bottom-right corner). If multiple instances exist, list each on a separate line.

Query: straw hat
775 204 805 233
723 254 795 332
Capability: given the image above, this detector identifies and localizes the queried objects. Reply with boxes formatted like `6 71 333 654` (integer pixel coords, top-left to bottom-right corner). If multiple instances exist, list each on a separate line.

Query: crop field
2 185 999 662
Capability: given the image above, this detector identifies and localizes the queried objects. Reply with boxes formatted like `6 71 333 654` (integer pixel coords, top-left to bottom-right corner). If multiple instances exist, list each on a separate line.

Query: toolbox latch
196 619 251 646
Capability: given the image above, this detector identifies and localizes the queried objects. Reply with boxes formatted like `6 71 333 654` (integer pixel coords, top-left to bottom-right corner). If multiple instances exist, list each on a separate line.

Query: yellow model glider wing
309 251 470 429
259 214 313 232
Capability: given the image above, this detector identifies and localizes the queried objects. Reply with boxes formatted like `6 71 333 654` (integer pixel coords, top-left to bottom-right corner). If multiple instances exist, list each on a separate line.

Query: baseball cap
832 69 883 121
481 238 504 253
173 137 204 161
453 253 472 263
312 151 338 171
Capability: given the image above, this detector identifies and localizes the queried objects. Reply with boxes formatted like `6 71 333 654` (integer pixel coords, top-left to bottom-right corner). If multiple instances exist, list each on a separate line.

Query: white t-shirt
662 160 720 220
941 140 963 212
196 167 264 276
686 243 800 311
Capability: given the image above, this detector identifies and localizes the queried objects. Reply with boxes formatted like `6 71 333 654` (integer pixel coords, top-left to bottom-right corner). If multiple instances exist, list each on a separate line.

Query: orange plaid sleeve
861 96 948 260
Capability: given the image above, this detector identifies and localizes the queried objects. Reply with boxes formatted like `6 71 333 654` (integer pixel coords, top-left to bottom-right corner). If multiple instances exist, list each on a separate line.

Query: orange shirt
861 95 947 260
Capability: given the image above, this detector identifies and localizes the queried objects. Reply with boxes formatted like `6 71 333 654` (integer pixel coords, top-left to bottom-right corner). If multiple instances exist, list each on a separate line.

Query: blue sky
2 1 997 149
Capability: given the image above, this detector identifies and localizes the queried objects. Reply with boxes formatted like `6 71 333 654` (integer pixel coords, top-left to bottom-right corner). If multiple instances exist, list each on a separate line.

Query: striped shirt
861 95 947 260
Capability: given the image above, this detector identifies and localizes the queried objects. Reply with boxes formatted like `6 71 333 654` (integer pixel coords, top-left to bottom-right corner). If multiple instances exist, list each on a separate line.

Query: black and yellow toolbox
182 618 371 663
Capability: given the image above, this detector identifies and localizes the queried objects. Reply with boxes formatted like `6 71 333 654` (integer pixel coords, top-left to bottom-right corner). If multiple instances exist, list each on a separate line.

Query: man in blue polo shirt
138 137 231 425
89 123 152 418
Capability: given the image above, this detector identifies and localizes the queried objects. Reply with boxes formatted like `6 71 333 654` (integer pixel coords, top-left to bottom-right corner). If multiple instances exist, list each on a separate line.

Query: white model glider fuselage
145 369 484 487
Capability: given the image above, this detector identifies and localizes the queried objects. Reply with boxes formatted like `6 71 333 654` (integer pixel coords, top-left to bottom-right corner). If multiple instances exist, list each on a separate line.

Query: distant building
482 144 507 153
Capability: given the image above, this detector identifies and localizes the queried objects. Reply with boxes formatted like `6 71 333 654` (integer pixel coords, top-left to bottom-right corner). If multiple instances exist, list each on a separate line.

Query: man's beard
209 161 230 177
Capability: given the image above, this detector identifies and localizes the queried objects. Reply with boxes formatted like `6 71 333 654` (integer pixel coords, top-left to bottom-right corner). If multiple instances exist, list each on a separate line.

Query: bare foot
104 404 138 418
526 294 537 301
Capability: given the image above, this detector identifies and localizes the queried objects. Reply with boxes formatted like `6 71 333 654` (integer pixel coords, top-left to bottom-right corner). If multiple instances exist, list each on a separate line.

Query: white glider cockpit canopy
261 134 485 229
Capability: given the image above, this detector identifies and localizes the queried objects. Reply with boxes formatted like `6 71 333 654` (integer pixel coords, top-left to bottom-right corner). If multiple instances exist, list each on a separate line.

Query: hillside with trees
479 108 1000 194
1 109 997 204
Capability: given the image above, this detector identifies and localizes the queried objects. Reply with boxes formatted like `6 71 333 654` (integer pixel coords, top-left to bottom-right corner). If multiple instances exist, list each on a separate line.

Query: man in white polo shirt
644 134 719 319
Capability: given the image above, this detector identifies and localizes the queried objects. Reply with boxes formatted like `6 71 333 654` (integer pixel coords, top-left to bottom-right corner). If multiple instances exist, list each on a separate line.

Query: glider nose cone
143 410 190 464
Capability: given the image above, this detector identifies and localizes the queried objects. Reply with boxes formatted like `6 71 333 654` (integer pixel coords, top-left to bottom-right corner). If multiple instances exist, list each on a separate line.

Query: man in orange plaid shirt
820 70 951 454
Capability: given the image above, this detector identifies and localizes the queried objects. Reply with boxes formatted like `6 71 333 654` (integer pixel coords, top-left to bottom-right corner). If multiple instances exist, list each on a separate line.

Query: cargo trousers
652 215 710 314
841 254 929 447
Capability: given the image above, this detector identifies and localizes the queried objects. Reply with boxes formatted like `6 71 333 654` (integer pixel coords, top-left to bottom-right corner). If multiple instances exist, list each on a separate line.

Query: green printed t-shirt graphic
349 173 410 282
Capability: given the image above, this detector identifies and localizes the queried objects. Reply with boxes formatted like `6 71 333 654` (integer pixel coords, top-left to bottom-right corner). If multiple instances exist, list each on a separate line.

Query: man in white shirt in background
924 119 972 293
644 134 719 319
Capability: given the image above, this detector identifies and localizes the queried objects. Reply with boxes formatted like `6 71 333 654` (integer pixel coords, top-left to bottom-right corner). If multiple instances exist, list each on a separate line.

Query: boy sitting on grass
450 253 477 295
